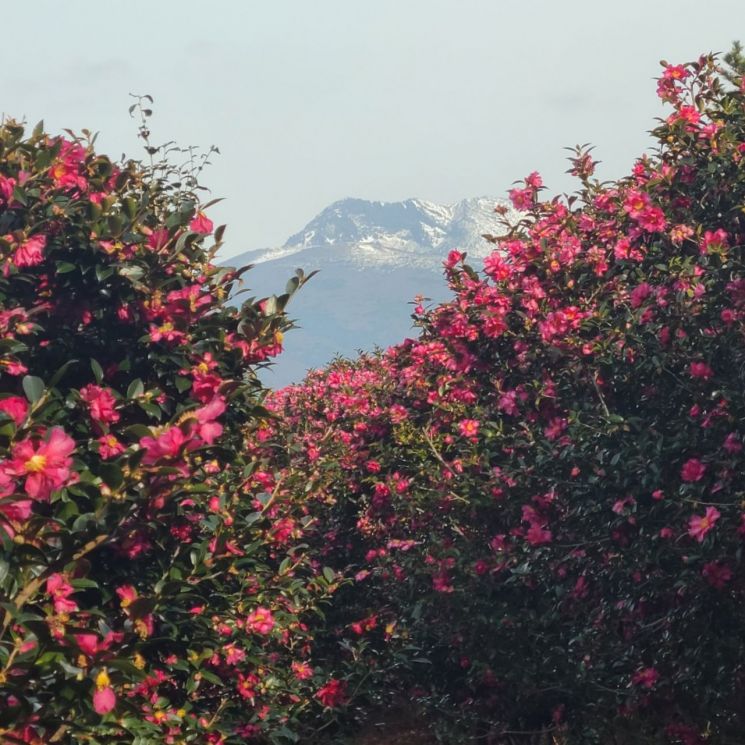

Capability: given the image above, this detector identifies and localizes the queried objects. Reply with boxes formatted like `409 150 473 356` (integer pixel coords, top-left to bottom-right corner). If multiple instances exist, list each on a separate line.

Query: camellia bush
0 117 345 743
265 52 745 743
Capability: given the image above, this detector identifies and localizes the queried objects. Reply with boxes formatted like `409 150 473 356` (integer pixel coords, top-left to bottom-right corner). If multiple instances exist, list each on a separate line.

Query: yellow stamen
95 669 110 689
25 454 47 473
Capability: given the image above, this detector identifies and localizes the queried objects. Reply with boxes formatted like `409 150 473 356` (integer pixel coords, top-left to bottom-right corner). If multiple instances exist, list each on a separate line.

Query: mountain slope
226 196 515 386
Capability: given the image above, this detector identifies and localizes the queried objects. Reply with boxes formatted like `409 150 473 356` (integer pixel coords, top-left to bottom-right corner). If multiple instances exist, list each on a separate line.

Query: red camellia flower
315 678 347 708
680 458 706 483
632 667 660 688
702 561 732 589
689 361 713 380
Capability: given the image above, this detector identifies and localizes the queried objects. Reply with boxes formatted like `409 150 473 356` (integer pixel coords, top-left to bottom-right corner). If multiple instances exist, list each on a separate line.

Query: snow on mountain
238 196 517 271
226 196 517 386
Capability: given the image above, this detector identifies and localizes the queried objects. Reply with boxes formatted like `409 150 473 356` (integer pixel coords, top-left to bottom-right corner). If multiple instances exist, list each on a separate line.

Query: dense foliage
265 54 745 743
0 118 343 744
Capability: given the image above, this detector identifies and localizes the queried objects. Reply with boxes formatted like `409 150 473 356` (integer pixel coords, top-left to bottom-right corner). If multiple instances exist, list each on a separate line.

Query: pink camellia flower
79 384 120 425
723 432 743 454
688 506 721 543
484 252 512 281
76 634 105 657
246 607 275 635
432 571 454 593
46 573 78 614
525 523 553 546
92 669 116 715
148 322 186 345
699 228 728 254
637 206 667 233
508 187 534 211
3 427 76 500
623 189 650 218
458 419 480 439
97 434 125 459
702 561 732 589
0 473 32 537
689 361 713 380
680 458 706 483
115 585 138 608
146 227 170 251
140 426 188 465
192 396 226 445
0 396 29 426
629 282 653 309
13 234 47 268
291 660 314 680
632 667 659 688
315 678 348 708
189 211 214 235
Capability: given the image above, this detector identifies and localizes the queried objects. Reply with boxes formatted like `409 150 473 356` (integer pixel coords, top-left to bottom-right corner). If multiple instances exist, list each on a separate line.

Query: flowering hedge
0 120 342 743
266 53 745 743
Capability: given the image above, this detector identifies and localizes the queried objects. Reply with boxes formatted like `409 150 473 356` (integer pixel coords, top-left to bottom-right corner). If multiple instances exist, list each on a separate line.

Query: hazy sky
3 1 744 258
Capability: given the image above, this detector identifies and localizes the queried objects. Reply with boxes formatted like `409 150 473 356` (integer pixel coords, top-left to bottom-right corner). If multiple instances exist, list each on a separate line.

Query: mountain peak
224 194 520 386
271 195 516 270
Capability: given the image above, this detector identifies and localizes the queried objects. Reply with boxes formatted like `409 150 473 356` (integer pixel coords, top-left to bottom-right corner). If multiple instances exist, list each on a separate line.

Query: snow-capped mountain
236 196 514 271
226 196 516 387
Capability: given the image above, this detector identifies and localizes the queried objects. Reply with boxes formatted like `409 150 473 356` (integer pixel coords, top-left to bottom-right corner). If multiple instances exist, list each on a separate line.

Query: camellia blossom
97 434 125 459
680 458 706 483
12 234 47 268
92 669 116 715
3 427 76 500
458 419 480 439
702 561 732 589
689 361 713 380
140 426 188 466
525 523 553 546
0 497 32 538
632 667 660 688
46 573 78 614
291 661 314 680
189 211 214 235
79 384 120 425
0 396 29 425
315 678 347 708
246 607 275 635
688 506 721 543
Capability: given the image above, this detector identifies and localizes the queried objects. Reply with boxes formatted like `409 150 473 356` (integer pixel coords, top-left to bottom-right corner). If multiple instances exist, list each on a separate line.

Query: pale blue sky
3 0 744 258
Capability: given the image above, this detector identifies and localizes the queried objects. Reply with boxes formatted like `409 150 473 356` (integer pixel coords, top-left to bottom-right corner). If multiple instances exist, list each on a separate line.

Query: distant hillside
225 196 517 386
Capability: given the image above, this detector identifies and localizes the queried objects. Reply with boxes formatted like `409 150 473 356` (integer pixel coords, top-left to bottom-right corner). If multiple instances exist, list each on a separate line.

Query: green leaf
95 264 114 283
90 358 104 384
98 463 124 490
22 375 45 404
49 359 78 388
127 379 144 399
174 376 191 393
